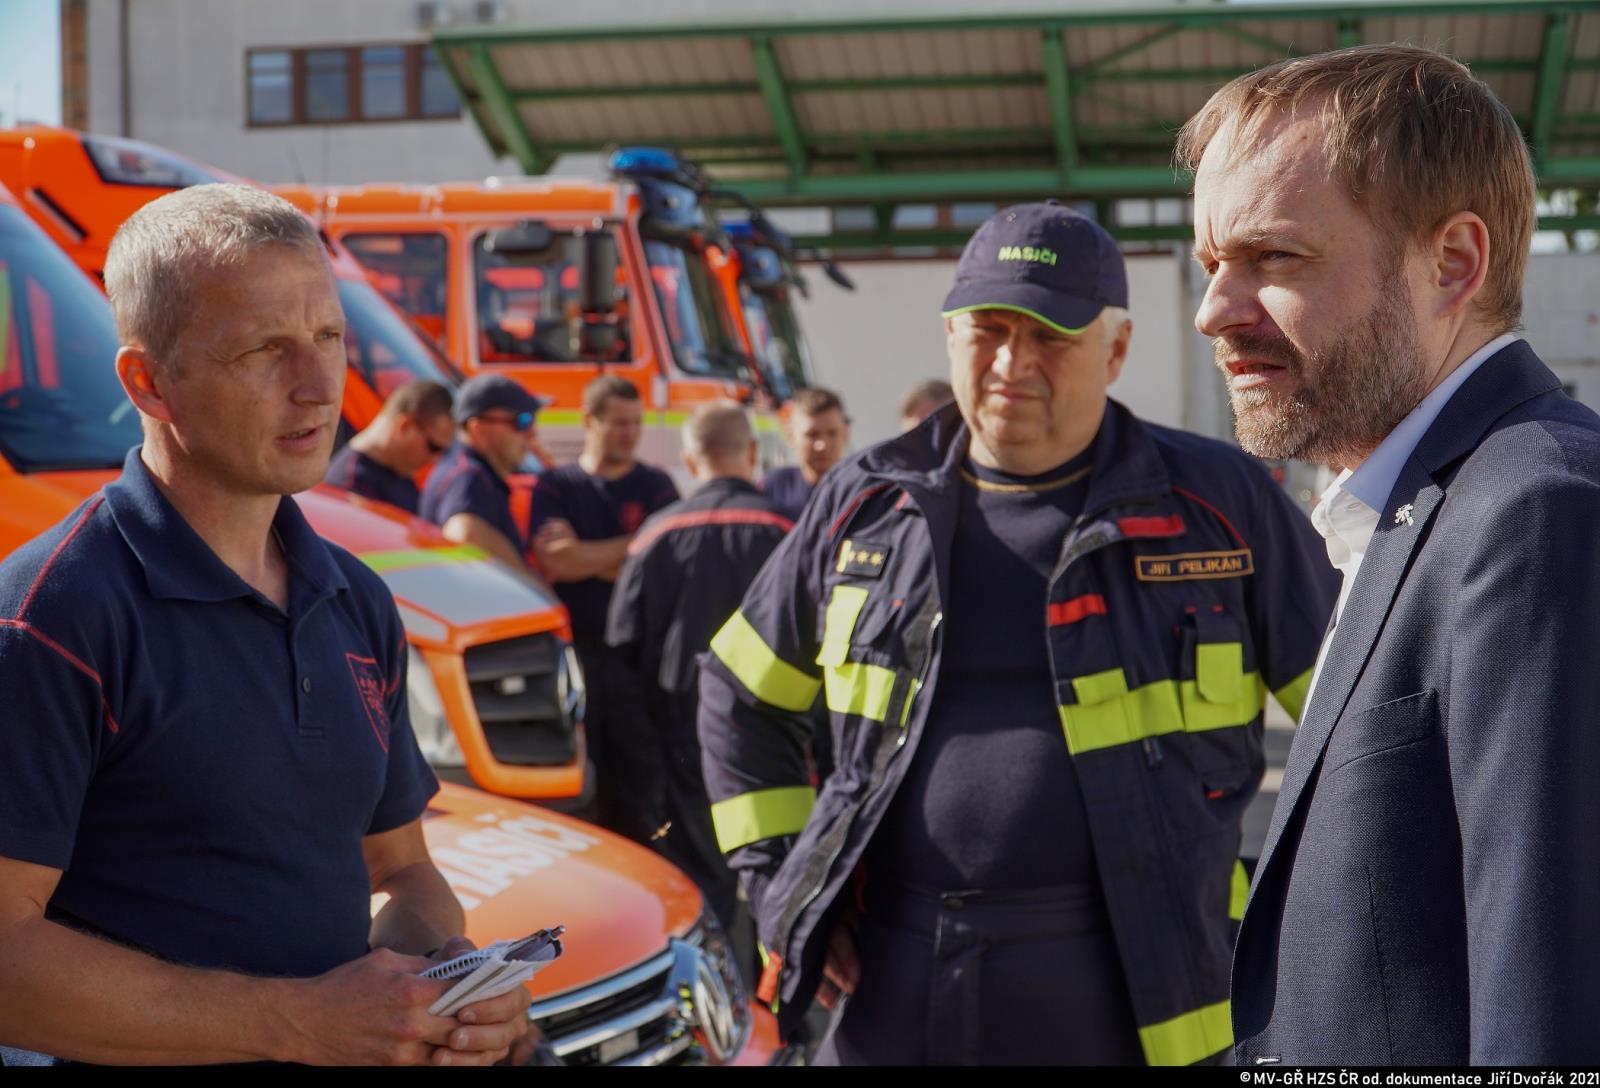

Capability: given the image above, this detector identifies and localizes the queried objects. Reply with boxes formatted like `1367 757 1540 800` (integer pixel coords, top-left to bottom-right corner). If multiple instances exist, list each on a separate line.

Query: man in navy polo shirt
529 375 678 842
419 374 542 571
759 386 851 523
0 185 531 1066
325 379 454 514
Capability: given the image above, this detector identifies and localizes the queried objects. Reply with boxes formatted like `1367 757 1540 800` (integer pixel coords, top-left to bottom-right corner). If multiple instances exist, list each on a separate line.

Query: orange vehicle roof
280 179 626 220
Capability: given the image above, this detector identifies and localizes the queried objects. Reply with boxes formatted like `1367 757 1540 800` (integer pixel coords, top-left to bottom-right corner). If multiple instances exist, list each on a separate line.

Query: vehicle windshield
0 206 139 473
740 284 812 401
643 239 747 381
338 276 462 397
473 228 632 366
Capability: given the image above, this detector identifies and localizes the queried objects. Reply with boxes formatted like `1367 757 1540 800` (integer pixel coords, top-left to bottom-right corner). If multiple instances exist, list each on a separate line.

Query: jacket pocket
1323 690 1439 779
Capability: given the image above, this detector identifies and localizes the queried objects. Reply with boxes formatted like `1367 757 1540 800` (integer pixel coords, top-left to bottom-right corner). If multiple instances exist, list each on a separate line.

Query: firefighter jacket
698 401 1337 1063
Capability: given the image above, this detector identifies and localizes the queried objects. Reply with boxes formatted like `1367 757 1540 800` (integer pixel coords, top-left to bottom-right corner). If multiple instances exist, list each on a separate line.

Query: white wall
795 253 1191 448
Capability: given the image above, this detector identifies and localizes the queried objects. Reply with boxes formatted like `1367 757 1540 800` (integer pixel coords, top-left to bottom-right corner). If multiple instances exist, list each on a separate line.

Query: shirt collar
454 442 510 494
695 476 758 498
1344 333 1520 511
102 446 348 603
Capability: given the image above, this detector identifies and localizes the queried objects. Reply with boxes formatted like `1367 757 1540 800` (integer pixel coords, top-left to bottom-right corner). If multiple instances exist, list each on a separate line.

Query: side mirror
578 230 618 316
483 220 557 256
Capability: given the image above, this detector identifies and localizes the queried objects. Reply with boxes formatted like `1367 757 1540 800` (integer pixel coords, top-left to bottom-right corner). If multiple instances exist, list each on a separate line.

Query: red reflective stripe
828 482 895 540
0 617 120 734
16 495 104 622
1172 487 1248 549
629 508 795 556
1048 594 1107 626
1118 514 1185 538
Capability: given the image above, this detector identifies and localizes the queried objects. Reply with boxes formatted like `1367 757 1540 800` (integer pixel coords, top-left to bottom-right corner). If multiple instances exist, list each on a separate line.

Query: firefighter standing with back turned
697 203 1336 1065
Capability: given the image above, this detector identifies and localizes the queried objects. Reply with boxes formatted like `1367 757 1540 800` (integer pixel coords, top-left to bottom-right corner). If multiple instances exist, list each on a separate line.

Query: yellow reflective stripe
1230 860 1249 922
360 545 487 572
709 611 821 712
710 786 817 852
824 662 918 726
817 585 868 668
537 409 584 426
1138 999 1233 1066
1273 666 1315 724
1059 665 1266 755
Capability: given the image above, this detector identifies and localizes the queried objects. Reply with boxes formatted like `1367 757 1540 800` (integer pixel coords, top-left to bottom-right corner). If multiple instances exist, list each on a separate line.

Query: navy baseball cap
941 202 1128 335
452 374 548 424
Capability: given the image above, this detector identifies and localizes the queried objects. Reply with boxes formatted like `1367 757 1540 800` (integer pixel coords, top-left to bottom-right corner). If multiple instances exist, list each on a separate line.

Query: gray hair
104 183 326 369
1099 305 1130 345
683 400 755 461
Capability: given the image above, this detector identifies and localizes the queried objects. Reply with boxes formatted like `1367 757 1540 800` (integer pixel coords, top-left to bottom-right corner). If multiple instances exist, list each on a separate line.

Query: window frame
244 42 462 128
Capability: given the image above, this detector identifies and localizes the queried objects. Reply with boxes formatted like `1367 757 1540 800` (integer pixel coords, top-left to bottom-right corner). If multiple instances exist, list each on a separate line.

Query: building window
247 50 294 124
304 49 352 122
361 46 408 120
246 43 461 127
419 47 461 118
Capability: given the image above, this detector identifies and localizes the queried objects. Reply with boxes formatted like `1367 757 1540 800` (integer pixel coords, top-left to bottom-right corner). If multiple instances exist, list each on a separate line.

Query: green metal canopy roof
434 2 1600 244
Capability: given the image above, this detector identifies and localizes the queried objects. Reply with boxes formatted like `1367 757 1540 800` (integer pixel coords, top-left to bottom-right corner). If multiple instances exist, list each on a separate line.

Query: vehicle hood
420 783 704 998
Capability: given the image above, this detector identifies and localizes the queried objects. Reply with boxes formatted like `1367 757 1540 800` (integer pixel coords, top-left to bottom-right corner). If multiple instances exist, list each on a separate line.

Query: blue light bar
608 147 685 181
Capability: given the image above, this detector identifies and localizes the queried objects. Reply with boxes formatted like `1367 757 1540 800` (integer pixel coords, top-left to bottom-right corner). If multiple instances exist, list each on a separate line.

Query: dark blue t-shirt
528 461 679 640
870 449 1099 892
759 465 814 524
326 445 421 514
419 442 524 552
0 448 437 978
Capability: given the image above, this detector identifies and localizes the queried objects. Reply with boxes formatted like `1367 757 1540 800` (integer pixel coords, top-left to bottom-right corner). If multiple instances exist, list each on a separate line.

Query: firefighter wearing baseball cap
697 203 1337 1064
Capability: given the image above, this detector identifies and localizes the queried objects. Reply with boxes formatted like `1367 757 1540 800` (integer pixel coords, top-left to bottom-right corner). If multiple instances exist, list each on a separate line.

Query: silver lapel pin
1394 503 1414 527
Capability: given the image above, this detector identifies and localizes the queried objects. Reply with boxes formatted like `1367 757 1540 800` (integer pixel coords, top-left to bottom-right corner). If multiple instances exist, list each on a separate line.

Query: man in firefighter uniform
698 203 1337 1065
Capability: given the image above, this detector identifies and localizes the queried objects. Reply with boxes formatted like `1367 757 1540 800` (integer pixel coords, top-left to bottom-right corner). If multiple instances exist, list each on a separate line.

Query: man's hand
436 984 536 1066
277 947 458 1066
423 937 537 1067
816 917 860 1010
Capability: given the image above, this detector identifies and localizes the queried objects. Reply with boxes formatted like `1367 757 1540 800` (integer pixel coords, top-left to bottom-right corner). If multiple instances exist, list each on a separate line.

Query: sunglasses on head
478 410 536 433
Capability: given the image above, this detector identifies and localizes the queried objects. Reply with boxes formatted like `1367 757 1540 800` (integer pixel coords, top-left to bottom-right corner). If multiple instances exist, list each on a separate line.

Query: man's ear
1429 211 1490 321
116 346 174 423
1105 318 1133 387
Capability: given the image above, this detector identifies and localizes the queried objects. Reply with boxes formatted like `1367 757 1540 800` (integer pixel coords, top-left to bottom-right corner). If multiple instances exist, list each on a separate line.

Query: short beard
1218 276 1430 468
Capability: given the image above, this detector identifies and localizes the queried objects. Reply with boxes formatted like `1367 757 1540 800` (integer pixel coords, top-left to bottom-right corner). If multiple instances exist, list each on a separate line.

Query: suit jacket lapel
1253 460 1442 879
1249 340 1564 895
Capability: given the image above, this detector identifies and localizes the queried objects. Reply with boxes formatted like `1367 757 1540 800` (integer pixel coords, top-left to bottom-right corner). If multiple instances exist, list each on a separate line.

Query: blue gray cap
452 374 547 424
941 202 1128 335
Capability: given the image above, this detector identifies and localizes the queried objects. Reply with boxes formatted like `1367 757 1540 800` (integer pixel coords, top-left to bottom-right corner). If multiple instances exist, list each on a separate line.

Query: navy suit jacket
1233 342 1600 1064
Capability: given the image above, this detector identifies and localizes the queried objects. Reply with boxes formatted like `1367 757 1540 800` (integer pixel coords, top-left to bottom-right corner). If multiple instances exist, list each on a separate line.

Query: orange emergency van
0 177 777 1064
273 149 783 469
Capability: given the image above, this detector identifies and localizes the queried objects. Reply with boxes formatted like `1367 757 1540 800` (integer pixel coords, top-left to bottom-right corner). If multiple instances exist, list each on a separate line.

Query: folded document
421 927 565 1017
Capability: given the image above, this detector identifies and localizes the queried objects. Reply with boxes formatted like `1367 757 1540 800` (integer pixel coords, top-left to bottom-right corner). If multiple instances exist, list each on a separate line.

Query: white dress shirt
1302 333 1520 709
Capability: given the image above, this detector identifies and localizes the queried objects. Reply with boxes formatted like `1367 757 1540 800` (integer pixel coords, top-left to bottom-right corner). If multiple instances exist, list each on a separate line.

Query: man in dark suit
1181 45 1600 1064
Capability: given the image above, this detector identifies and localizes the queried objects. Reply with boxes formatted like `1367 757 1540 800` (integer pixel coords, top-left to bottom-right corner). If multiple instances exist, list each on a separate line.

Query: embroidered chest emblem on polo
1134 549 1255 581
1394 503 1414 526
836 538 891 579
345 653 391 751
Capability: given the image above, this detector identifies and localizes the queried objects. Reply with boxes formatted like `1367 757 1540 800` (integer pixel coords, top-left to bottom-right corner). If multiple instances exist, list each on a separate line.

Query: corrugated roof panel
492 38 756 91
777 27 1041 80
1373 14 1543 60
1478 71 1537 117
1574 11 1600 60
525 95 771 144
1566 72 1600 117
793 87 1050 137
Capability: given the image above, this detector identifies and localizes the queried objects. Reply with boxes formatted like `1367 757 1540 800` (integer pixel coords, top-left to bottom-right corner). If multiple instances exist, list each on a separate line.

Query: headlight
672 911 751 1063
557 639 586 726
407 646 465 768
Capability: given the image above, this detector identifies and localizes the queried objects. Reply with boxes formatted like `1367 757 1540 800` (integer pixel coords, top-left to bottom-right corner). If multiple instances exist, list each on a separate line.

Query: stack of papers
421 927 565 1017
